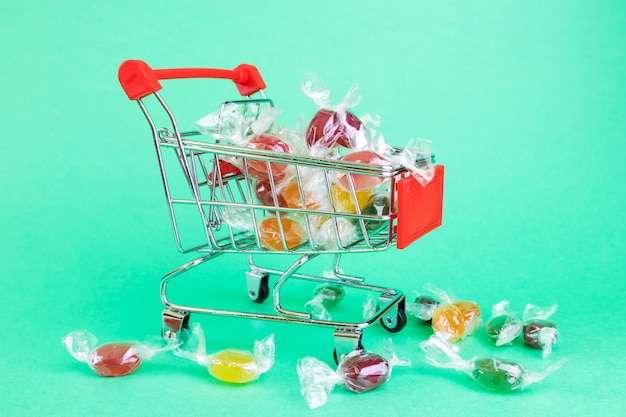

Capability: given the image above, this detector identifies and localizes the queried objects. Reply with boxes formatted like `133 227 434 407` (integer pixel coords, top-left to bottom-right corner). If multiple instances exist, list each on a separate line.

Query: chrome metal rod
272 254 317 319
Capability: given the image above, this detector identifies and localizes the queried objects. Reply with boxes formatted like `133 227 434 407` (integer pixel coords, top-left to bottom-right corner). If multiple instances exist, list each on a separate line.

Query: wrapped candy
245 133 294 182
406 287 441 324
297 341 409 409
352 193 391 237
522 304 559 359
304 284 346 320
175 323 274 384
61 330 179 377
258 216 306 250
309 217 359 250
419 284 482 342
485 301 523 346
362 293 382 320
305 283 346 320
301 74 367 150
336 151 389 191
194 74 436 252
420 333 564 393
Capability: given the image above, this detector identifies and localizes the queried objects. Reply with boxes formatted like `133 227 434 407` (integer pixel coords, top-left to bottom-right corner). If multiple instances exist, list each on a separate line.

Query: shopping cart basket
118 60 444 360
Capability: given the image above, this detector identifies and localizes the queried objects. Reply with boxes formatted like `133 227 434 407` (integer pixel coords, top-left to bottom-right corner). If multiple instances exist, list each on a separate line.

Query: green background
2 1 624 415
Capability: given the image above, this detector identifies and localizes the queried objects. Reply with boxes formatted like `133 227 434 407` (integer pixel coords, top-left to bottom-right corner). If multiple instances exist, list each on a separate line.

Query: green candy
471 358 527 393
314 284 345 308
485 314 523 346
353 194 390 236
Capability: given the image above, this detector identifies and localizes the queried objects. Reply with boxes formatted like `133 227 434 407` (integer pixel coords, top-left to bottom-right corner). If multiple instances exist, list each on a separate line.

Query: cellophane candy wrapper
420 284 482 342
362 293 382 320
485 300 523 346
304 282 346 320
297 340 409 409
195 75 436 250
301 73 369 152
61 330 179 377
420 333 565 393
406 287 441 324
522 304 559 359
174 323 274 384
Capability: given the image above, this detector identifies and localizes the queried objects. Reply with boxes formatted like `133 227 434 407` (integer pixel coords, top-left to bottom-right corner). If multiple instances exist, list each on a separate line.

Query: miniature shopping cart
118 60 444 360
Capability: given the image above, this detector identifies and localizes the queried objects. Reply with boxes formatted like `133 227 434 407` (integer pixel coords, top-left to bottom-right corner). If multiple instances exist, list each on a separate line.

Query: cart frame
118 60 444 359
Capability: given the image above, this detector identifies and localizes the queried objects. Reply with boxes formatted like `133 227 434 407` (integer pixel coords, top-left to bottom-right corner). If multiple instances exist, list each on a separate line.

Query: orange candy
453 300 482 336
432 301 482 342
432 304 466 342
331 185 371 213
259 217 305 250
281 180 320 210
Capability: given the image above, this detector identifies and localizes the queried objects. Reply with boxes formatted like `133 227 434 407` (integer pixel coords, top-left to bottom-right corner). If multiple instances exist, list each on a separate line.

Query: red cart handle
118 59 266 100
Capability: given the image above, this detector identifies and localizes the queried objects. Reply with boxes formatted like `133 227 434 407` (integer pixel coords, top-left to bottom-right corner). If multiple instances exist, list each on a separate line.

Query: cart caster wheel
333 341 364 365
252 276 270 303
381 299 407 333
247 271 270 303
161 309 190 344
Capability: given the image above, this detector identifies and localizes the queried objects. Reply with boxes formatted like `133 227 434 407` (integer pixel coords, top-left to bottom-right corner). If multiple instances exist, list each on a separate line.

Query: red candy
336 151 387 191
338 351 390 393
91 343 142 377
306 109 362 148
255 180 287 208
245 134 293 181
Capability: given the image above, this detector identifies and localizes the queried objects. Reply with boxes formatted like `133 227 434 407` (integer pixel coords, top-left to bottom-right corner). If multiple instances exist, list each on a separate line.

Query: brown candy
523 320 558 349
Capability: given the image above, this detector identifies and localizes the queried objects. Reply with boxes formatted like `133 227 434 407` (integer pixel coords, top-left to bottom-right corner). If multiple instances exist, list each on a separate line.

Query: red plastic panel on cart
396 165 444 249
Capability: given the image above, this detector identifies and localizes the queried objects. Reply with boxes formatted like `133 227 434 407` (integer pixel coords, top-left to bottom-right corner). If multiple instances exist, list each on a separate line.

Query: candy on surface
523 320 558 351
297 341 409 409
336 151 388 191
485 301 523 346
522 304 559 358
245 134 293 181
258 216 305 250
314 284 346 308
432 304 465 342
91 343 142 377
331 185 372 214
452 300 482 336
337 351 390 393
420 333 565 393
174 323 275 384
306 109 363 148
62 330 178 377
304 284 346 320
470 357 534 393
422 284 480 341
208 349 260 383
407 295 440 324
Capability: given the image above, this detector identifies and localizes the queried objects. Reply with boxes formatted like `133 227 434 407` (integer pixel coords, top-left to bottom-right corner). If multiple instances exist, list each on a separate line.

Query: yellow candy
331 185 371 213
208 349 260 384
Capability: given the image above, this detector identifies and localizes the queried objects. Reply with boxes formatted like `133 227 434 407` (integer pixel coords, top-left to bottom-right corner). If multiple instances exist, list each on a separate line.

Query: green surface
2 1 625 415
